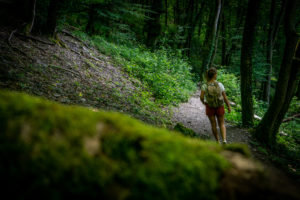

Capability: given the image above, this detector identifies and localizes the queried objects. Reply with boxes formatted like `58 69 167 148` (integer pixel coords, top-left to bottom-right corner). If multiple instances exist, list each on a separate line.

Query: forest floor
0 27 167 124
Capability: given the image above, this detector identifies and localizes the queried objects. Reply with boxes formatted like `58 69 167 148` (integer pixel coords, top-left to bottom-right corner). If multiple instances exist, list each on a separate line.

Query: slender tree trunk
175 0 180 24
255 0 300 146
165 0 168 26
22 0 36 35
263 0 276 103
144 0 163 48
221 10 226 66
27 0 36 34
296 81 300 99
224 1 246 67
240 0 261 127
206 0 222 69
186 2 204 56
200 0 221 80
86 4 97 34
199 2 215 79
208 0 224 68
45 0 59 37
262 0 286 103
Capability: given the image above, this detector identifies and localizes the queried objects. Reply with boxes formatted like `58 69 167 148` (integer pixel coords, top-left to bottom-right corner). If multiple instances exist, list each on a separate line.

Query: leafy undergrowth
73 31 197 105
275 98 300 178
214 69 242 124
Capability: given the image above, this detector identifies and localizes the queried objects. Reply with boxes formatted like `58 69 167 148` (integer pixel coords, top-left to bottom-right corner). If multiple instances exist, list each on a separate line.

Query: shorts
205 104 225 117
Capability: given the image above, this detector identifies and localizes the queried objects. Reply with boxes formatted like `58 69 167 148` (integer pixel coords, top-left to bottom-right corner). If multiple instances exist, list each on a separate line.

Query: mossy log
0 90 299 199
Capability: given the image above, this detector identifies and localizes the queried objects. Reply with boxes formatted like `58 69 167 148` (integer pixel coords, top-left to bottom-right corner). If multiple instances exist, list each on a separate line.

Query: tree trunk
255 0 300 146
184 0 205 57
86 4 97 34
296 80 300 99
224 1 246 67
144 0 163 48
206 0 222 69
221 10 226 66
23 0 36 35
240 0 261 127
262 0 286 103
165 0 168 26
200 0 221 80
208 0 223 68
45 0 59 37
174 0 180 24
263 0 276 103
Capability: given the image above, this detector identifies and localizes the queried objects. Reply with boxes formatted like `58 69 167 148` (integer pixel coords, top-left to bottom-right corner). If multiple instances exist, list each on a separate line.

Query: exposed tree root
60 29 89 47
48 64 81 78
50 33 68 48
7 29 33 61
15 32 54 45
8 29 17 46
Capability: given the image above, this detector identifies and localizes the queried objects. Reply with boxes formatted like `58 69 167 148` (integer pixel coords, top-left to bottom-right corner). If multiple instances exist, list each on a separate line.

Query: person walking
200 68 231 144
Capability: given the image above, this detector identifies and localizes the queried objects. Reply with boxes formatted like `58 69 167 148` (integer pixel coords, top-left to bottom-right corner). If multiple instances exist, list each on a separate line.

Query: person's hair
206 67 217 81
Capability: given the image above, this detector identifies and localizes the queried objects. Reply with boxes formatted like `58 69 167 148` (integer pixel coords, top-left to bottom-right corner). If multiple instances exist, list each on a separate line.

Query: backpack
205 82 224 108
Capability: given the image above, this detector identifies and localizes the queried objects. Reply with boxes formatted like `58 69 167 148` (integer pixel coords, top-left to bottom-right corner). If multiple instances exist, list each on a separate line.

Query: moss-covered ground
0 90 234 199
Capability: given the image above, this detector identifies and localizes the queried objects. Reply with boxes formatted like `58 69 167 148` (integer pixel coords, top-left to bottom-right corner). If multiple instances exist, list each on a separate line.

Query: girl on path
200 68 231 144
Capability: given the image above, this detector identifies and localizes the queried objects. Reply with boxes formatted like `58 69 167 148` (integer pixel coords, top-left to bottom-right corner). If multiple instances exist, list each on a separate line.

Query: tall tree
45 0 59 36
296 81 300 99
144 0 163 47
240 0 261 127
164 0 168 26
184 0 204 57
255 0 300 146
261 0 286 103
23 0 36 35
205 0 222 69
200 0 221 79
221 6 227 66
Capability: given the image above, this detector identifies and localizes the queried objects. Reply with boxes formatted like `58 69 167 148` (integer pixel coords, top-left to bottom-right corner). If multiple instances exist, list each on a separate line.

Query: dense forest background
0 0 300 184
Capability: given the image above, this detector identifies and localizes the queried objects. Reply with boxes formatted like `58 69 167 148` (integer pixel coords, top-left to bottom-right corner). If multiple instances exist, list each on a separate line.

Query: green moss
174 123 197 138
0 90 233 199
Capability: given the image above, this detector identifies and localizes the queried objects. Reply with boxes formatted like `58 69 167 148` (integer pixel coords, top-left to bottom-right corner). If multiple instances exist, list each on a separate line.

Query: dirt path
173 90 250 144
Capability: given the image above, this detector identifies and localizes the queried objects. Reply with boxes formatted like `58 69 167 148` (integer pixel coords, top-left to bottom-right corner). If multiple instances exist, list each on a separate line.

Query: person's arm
200 90 205 105
222 91 231 113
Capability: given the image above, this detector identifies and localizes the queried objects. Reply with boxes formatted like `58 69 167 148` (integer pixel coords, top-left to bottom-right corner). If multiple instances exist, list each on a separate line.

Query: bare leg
208 116 219 142
217 115 226 142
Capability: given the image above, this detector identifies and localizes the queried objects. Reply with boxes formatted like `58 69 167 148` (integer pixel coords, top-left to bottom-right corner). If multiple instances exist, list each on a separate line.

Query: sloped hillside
0 27 167 125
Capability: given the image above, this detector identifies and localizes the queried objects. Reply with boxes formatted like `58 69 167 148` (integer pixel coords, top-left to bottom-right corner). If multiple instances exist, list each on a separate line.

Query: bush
216 69 242 124
0 90 232 199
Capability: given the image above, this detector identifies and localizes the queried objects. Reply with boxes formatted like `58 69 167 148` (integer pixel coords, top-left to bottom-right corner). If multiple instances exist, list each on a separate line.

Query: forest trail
173 90 251 144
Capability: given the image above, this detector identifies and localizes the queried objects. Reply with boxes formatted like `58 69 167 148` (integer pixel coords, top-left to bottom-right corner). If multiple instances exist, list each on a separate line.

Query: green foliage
216 69 242 124
74 31 197 105
275 97 300 175
0 90 232 199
